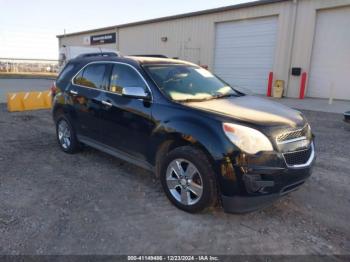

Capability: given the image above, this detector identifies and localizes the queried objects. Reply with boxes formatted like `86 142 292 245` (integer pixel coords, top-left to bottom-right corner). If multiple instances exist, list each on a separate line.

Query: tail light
50 82 57 97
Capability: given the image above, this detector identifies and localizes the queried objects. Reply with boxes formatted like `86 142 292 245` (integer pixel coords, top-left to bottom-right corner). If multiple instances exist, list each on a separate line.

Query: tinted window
74 64 107 89
109 64 147 94
57 63 75 83
56 63 77 89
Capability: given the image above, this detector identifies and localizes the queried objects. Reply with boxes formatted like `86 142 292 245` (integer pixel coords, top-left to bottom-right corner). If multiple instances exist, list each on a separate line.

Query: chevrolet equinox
52 53 315 213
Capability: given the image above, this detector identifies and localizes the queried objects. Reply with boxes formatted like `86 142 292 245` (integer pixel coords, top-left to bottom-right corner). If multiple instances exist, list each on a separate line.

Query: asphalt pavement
0 78 54 103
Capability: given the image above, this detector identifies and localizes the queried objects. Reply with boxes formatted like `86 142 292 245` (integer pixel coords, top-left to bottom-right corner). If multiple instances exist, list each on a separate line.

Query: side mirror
122 86 149 99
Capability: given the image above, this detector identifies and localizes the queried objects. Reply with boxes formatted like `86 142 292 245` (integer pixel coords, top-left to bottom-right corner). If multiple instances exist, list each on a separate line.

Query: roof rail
77 52 119 59
131 54 168 58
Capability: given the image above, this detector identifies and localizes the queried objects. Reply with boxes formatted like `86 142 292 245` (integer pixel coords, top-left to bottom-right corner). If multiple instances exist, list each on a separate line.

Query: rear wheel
160 146 217 213
55 115 80 154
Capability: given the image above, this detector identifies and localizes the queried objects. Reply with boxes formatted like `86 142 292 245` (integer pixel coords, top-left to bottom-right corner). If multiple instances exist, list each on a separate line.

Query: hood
185 95 305 127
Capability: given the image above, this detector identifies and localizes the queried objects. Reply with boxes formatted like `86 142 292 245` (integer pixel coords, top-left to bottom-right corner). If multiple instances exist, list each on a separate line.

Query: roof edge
57 0 288 38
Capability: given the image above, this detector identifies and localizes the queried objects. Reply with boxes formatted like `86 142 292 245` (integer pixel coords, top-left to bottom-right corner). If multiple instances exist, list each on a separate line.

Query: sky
0 0 255 60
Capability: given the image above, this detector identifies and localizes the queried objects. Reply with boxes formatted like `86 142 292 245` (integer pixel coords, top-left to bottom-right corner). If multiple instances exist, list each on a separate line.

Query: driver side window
109 64 147 95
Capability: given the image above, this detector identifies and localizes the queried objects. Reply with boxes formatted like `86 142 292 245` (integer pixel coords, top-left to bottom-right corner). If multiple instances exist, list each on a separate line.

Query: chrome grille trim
276 124 309 144
277 136 307 145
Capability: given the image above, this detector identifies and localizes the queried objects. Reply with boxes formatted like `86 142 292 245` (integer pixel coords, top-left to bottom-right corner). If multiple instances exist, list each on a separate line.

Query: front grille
276 125 309 143
283 146 313 166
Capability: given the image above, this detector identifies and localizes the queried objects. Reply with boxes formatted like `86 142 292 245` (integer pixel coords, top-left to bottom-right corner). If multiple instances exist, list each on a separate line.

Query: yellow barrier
7 92 25 112
7 90 52 112
44 90 52 108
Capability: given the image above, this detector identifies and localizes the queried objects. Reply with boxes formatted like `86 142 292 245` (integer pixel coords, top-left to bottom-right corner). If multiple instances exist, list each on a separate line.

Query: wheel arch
52 104 65 121
154 133 218 179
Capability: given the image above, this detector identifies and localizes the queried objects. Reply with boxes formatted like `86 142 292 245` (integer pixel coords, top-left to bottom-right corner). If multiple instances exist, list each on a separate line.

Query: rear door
68 62 109 141
100 63 154 162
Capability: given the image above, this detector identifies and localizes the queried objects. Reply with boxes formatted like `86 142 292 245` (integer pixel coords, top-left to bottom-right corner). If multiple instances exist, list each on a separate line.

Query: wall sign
90 33 116 45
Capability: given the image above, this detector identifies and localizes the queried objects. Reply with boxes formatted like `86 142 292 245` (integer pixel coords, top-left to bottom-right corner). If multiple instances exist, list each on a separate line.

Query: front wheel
160 146 217 213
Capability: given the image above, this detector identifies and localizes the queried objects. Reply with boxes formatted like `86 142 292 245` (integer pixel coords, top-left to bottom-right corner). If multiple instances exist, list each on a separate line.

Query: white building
57 0 350 100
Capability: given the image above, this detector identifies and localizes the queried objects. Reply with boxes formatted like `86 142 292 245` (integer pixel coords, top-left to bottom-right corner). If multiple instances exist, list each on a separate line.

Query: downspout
116 27 120 53
285 0 298 96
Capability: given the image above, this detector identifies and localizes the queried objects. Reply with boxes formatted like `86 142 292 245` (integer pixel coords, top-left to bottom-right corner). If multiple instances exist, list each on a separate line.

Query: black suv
52 53 315 213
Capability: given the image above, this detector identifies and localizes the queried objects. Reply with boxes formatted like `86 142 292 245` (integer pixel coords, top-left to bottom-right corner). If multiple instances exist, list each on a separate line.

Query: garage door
214 16 278 95
307 7 350 100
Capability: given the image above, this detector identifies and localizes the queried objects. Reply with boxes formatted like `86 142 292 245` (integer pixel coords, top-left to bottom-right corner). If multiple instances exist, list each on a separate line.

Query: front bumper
220 143 315 214
222 178 309 213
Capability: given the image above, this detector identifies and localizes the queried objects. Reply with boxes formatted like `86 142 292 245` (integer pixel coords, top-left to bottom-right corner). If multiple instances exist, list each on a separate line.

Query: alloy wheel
58 119 71 149
165 158 203 206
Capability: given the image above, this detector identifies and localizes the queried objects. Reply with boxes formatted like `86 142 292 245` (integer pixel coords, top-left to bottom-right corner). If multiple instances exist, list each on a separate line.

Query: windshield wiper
212 93 236 99
176 93 237 103
176 97 213 103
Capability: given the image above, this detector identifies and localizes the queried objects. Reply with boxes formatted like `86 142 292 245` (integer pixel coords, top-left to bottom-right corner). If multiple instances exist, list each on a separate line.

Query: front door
100 63 154 162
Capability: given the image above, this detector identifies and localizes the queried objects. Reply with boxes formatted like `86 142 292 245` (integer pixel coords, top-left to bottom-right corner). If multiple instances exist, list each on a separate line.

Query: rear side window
57 64 75 82
109 64 147 94
56 63 77 89
74 64 107 89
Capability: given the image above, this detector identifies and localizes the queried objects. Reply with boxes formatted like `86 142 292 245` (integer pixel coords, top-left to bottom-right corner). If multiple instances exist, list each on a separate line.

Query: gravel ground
0 104 349 255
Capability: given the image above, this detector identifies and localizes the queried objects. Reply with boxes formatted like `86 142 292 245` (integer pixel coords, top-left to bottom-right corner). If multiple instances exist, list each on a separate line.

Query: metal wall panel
287 0 350 98
59 29 118 51
58 0 350 99
118 1 291 74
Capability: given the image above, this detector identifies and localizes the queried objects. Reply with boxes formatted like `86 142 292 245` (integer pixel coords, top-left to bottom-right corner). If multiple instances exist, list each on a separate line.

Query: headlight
222 123 273 154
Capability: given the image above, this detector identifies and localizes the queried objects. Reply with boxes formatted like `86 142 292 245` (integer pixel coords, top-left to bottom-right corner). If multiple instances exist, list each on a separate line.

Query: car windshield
143 64 240 102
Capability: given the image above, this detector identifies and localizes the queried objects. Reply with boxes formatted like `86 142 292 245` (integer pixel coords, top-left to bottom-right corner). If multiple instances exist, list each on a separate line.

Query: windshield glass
144 64 240 102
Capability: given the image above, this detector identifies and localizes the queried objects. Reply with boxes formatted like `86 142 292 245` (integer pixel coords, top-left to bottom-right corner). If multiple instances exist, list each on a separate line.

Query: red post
299 72 307 99
267 72 273 97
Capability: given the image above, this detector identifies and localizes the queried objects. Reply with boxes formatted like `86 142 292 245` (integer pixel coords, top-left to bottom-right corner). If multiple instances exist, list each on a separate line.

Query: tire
55 114 80 154
160 146 217 213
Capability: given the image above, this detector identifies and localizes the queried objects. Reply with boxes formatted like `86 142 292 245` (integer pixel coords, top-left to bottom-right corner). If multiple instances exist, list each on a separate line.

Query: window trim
71 61 153 100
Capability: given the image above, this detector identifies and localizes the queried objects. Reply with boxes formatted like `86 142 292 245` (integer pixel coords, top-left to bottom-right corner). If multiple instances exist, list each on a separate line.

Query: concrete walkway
267 97 349 114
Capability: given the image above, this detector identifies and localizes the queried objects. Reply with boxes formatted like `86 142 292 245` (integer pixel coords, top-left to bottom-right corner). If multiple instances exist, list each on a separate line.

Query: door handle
70 90 78 95
102 100 113 107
